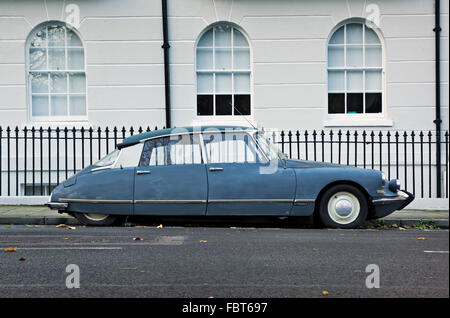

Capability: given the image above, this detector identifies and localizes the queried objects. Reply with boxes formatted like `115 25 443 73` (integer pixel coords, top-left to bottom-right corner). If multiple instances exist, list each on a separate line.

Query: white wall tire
84 213 109 222
73 212 119 226
318 185 368 229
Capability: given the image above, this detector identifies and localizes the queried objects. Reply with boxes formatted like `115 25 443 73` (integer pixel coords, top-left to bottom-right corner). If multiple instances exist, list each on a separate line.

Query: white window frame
194 23 253 123
325 19 392 127
26 21 88 123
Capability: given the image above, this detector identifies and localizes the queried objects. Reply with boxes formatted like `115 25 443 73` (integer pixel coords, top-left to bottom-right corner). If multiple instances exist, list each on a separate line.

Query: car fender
290 166 382 216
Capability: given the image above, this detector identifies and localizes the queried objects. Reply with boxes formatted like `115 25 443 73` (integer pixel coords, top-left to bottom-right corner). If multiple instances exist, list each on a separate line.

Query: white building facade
0 0 447 130
0 0 448 208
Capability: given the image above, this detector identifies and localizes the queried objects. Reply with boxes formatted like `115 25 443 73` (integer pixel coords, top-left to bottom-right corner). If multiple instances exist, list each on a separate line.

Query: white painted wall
0 0 448 131
166 0 449 131
0 0 166 128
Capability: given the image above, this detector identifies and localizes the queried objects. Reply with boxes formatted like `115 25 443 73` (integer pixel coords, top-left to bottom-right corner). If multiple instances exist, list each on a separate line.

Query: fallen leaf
398 227 406 231
7 225 12 228
19 257 26 261
230 227 237 229
322 290 329 296
199 240 208 243
4 247 17 252
56 224 76 230
417 237 427 240
133 237 143 241
312 248 319 251
156 224 163 229
391 224 398 228
63 237 69 240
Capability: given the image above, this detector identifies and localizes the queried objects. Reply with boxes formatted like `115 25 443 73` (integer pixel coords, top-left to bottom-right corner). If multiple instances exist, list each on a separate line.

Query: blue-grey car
46 126 414 228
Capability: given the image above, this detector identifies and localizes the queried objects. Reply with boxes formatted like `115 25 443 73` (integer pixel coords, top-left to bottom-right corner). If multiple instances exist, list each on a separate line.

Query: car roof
121 125 256 144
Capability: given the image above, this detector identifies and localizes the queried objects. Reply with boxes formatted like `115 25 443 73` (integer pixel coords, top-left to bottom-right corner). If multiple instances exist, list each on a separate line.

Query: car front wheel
73 212 119 226
318 184 368 229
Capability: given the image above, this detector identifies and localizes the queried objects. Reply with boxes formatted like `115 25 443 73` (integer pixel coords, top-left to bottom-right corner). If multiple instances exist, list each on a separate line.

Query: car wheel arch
313 180 373 218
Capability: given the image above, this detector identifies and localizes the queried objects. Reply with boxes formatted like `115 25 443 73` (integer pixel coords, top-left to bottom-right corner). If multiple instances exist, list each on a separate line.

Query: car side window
202 132 266 164
139 134 203 167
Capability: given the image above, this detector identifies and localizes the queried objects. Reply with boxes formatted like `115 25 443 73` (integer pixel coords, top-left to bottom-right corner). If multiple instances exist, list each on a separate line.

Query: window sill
324 118 393 128
26 119 90 129
192 116 256 128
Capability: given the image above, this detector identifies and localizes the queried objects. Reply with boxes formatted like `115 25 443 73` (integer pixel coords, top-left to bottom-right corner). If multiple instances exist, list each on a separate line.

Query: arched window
27 21 86 120
328 21 383 115
196 23 251 117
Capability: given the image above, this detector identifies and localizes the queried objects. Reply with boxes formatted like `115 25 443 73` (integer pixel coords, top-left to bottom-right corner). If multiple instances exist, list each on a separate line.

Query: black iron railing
0 126 158 197
0 126 448 199
271 129 448 199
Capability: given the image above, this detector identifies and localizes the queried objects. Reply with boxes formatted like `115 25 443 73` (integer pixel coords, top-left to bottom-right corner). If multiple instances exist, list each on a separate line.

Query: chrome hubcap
84 213 108 222
334 199 353 217
327 192 360 225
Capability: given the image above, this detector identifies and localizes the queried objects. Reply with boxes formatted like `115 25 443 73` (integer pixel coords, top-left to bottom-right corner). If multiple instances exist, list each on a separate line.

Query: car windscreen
254 132 283 161
93 149 120 167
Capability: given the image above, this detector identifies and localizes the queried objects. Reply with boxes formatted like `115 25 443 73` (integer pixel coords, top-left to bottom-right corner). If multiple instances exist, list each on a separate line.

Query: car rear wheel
318 184 368 229
73 212 119 226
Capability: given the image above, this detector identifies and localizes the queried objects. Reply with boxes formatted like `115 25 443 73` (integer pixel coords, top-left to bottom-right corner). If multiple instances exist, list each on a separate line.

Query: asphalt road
0 223 448 298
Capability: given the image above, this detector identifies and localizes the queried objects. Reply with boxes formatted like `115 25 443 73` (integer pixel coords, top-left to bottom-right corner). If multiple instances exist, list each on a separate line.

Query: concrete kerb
0 215 447 228
364 218 449 229
0 217 80 226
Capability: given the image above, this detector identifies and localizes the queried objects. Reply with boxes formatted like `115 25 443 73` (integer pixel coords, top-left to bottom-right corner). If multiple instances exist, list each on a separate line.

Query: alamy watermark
365 4 380 28
365 264 380 289
65 264 80 289
65 3 80 29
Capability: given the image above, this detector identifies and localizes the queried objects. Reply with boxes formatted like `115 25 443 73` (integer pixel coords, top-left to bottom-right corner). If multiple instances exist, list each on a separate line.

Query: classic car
46 125 414 228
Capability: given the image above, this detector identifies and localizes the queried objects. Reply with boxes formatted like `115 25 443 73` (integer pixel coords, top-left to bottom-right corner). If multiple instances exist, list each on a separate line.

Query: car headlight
388 179 401 192
381 172 387 186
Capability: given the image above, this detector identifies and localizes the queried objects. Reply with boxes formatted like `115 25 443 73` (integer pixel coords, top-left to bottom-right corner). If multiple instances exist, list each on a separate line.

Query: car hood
75 165 100 176
284 159 349 169
62 164 102 187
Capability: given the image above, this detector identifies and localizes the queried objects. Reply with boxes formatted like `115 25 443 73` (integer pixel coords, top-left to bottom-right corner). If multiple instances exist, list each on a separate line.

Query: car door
203 131 296 216
133 133 208 216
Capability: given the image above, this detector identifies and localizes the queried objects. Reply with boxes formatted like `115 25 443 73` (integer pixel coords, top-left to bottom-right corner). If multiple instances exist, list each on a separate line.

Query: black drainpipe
162 0 171 128
434 0 442 197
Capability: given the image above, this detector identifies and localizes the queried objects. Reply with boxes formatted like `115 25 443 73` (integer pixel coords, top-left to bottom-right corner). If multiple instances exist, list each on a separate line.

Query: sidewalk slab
0 205 78 225
383 209 449 220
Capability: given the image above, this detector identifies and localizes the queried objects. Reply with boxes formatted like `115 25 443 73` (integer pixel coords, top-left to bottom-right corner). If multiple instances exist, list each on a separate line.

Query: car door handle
136 170 151 175
209 167 223 172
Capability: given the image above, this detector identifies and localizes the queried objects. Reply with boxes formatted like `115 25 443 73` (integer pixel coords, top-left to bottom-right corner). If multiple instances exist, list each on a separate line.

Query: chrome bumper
45 202 68 211
372 190 414 210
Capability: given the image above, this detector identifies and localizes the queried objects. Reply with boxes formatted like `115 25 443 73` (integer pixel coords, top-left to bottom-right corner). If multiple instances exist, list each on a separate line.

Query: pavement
0 205 448 228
